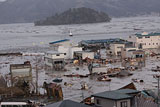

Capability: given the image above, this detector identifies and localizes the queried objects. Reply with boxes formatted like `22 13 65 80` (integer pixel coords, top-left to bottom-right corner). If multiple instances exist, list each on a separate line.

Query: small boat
53 78 63 83
97 75 111 81
69 30 73 37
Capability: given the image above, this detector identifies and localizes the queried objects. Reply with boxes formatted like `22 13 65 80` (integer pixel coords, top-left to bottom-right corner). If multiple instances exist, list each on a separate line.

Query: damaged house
10 61 32 86
121 47 145 68
44 51 66 71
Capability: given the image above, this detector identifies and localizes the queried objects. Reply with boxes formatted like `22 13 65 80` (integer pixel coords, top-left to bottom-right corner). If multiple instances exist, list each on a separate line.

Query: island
34 7 111 26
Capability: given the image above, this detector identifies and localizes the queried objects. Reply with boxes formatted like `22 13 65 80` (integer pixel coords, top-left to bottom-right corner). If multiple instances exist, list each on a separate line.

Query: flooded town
0 15 160 107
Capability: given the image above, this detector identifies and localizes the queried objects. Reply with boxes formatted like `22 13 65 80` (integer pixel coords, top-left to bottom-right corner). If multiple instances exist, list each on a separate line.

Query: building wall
11 68 31 77
82 52 94 59
45 53 66 60
70 47 83 59
58 46 82 59
117 99 131 107
128 35 160 49
94 97 116 107
107 44 125 56
92 67 108 74
121 47 138 59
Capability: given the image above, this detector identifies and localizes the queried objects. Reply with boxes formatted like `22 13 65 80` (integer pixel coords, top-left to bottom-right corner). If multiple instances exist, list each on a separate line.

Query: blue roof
81 38 132 44
49 39 70 44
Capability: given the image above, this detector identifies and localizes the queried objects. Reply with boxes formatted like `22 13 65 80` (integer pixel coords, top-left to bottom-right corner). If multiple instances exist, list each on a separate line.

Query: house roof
92 89 140 100
46 100 91 107
135 32 160 37
49 39 70 44
81 38 132 45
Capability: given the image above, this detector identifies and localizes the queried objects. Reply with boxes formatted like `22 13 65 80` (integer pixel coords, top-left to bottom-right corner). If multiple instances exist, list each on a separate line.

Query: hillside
34 7 111 26
0 0 160 24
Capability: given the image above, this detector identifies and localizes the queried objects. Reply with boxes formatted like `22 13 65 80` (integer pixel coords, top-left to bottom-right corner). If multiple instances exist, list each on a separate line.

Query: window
64 53 66 55
149 43 150 45
153 43 154 45
145 36 150 38
56 54 60 56
121 101 128 107
138 37 142 39
96 99 101 105
157 43 159 45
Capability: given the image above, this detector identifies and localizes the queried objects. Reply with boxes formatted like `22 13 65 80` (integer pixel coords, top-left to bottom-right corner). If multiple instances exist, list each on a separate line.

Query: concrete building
107 43 125 56
49 39 83 59
10 61 32 86
92 89 140 107
128 32 160 49
44 51 66 71
121 48 145 68
74 51 94 60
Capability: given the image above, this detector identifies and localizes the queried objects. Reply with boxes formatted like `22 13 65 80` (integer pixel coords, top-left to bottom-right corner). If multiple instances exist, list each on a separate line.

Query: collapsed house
73 51 94 64
121 48 146 68
10 61 32 86
43 82 63 101
44 51 65 71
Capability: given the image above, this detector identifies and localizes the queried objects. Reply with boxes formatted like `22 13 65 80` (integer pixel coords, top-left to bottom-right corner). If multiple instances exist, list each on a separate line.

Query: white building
10 61 32 86
74 51 94 60
128 32 160 49
106 43 125 56
44 51 66 70
49 39 83 59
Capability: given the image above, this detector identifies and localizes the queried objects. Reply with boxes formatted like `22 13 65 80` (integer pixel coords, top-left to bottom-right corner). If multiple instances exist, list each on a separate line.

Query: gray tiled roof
46 100 91 107
92 89 140 100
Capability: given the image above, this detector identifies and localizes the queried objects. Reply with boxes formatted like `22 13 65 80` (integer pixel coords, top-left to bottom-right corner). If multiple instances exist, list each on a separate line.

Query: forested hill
34 7 111 26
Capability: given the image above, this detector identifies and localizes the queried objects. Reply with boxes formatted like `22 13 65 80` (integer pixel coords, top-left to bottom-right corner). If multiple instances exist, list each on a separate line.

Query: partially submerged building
10 61 32 86
121 48 145 68
74 51 94 64
79 38 133 51
44 51 66 71
49 39 83 59
106 43 125 56
128 32 160 49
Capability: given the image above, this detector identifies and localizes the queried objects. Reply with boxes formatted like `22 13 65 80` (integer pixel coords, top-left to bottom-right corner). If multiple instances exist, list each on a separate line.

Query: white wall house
107 43 125 56
44 51 66 70
128 32 160 49
49 39 83 59
74 51 94 60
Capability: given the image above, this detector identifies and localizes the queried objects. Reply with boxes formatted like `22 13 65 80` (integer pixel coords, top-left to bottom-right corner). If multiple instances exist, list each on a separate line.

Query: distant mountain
0 0 160 24
34 7 111 26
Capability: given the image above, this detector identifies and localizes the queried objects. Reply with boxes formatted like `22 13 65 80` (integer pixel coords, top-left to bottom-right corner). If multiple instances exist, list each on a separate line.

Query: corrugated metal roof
49 39 70 44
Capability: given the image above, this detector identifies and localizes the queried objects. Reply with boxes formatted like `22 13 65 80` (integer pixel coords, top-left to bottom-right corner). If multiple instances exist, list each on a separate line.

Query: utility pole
158 76 160 107
155 75 160 107
35 56 39 95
